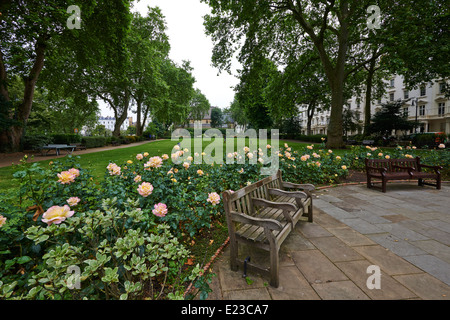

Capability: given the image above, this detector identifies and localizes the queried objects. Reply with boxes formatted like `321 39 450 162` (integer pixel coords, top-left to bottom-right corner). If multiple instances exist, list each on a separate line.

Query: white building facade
98 116 132 132
299 75 450 136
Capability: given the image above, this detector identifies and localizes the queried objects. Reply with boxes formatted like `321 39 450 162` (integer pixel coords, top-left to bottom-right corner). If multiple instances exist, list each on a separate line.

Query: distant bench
365 156 442 193
362 140 375 146
40 144 76 156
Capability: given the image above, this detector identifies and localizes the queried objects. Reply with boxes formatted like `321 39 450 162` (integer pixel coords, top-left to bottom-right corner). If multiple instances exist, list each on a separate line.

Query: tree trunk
327 78 346 148
0 49 9 102
363 57 376 135
1 37 46 151
112 89 130 137
136 99 142 136
306 101 316 135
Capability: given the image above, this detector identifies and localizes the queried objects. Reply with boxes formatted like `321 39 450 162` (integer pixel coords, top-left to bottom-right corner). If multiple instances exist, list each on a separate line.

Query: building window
403 107 409 117
438 103 445 116
439 82 446 94
389 93 394 101
419 105 425 116
420 86 426 96
404 90 409 99
390 79 395 87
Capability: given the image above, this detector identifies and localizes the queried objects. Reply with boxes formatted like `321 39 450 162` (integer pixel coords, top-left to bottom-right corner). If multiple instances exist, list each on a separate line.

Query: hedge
22 134 54 150
51 134 82 144
81 136 107 148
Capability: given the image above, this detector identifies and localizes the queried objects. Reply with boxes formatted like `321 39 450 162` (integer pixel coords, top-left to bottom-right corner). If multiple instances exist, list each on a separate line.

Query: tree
189 88 211 122
0 0 132 150
210 107 223 128
151 60 195 129
203 0 448 148
234 56 276 130
202 0 384 148
367 100 417 140
342 107 362 138
381 0 450 89
227 98 248 130
264 49 330 135
128 7 170 136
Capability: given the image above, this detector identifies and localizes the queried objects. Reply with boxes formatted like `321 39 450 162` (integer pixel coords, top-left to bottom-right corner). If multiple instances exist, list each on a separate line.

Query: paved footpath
207 183 450 300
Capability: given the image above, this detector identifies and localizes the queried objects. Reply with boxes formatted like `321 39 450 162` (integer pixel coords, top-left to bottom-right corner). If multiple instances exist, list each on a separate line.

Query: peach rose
57 171 75 184
66 197 81 207
41 205 74 226
137 182 154 197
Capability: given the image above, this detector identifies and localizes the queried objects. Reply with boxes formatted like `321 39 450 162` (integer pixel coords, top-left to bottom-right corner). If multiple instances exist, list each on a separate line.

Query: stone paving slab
207 183 450 300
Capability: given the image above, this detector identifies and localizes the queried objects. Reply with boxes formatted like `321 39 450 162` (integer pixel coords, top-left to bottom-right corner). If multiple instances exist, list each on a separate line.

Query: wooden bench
222 170 315 287
365 156 442 193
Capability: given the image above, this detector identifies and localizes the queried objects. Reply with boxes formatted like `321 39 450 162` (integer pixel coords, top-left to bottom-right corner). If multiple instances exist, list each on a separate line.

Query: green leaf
17 256 32 264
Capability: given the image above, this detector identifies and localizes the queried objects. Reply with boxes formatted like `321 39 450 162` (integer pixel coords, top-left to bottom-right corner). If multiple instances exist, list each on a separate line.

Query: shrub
52 134 82 144
22 134 54 150
294 134 327 143
81 136 107 148
411 132 446 148
22 198 200 300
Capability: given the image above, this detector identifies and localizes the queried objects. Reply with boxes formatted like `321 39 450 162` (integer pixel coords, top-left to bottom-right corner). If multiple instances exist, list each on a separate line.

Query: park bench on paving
222 170 315 287
40 144 76 156
365 156 442 193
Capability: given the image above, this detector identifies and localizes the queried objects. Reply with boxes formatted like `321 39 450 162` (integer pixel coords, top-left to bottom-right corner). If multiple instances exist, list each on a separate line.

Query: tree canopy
202 0 449 147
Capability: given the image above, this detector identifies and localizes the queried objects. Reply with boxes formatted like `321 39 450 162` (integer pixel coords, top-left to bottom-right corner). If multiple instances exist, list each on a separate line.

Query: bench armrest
251 197 297 212
252 197 298 226
268 188 309 199
281 181 315 192
230 211 283 231
419 164 443 172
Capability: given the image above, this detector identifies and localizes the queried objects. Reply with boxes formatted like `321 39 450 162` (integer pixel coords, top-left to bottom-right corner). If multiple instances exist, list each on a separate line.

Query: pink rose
152 203 168 217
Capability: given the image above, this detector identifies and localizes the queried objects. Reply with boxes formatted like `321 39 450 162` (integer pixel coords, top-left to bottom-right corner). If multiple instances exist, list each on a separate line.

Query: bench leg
382 179 387 193
308 199 313 223
264 228 279 288
229 239 239 272
269 245 279 288
367 176 372 189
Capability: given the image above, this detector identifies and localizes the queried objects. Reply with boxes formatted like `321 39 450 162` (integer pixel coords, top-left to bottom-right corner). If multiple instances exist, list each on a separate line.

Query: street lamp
411 97 419 133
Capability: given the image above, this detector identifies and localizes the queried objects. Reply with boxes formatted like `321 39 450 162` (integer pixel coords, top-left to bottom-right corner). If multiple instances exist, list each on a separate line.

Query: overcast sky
100 0 239 118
